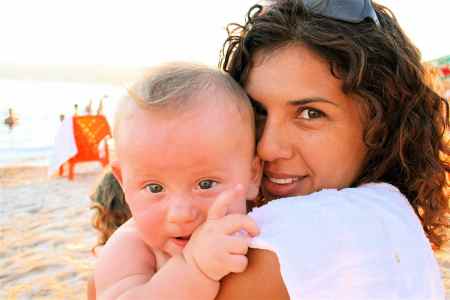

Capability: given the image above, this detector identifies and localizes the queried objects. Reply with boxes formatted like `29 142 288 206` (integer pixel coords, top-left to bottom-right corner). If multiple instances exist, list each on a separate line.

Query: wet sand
0 165 449 299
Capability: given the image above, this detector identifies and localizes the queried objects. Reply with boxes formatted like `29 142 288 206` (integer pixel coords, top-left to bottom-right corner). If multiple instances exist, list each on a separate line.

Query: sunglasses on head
303 0 380 26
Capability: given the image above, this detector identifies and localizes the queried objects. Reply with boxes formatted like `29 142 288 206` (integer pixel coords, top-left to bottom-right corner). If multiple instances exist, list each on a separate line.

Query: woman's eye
146 183 164 193
198 180 217 190
298 108 324 120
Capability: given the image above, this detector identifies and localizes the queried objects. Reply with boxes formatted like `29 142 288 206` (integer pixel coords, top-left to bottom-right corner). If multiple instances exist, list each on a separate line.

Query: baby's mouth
172 235 191 247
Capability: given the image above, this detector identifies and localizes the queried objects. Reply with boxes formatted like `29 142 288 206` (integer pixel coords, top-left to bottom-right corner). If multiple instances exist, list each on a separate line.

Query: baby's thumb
207 184 244 220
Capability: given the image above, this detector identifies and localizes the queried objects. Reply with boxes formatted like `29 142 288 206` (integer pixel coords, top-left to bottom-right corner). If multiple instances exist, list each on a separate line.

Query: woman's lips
262 174 306 198
267 176 299 184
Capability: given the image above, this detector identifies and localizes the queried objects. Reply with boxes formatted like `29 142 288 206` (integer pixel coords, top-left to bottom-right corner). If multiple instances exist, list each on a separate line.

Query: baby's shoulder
106 219 155 261
112 219 143 241
95 219 157 293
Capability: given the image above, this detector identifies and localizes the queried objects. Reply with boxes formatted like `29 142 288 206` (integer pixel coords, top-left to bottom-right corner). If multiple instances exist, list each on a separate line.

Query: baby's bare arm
94 220 218 300
96 187 258 300
115 254 219 300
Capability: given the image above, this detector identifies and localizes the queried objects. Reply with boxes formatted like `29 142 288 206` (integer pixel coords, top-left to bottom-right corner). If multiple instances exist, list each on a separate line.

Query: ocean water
0 80 123 167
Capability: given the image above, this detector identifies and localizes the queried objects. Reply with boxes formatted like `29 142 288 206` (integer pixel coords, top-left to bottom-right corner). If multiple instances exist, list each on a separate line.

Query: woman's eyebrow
288 97 338 107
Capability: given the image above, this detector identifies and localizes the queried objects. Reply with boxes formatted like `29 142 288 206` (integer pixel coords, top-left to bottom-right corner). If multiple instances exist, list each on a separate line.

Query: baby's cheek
133 206 165 246
126 190 162 216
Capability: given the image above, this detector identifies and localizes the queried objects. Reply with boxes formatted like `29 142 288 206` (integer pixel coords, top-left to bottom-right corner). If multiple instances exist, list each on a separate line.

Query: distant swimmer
85 99 93 115
4 108 19 128
97 97 105 115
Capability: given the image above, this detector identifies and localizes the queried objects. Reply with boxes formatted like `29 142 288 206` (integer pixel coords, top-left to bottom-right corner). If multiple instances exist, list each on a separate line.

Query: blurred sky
0 0 448 67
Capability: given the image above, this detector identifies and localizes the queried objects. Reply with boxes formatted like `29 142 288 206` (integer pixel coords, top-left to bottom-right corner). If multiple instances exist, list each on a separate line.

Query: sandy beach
1 164 100 299
1 164 449 299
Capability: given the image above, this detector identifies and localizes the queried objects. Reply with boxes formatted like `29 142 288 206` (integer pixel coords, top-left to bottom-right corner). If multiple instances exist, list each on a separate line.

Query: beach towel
249 183 445 300
48 117 77 176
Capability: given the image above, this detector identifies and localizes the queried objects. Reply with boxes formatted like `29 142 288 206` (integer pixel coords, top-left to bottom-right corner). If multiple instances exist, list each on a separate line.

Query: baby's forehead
122 83 251 121
120 96 237 129
116 96 256 169
115 74 255 152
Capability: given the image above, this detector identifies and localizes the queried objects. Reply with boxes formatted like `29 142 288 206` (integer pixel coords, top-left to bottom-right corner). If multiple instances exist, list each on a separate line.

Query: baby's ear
111 160 124 186
247 156 263 201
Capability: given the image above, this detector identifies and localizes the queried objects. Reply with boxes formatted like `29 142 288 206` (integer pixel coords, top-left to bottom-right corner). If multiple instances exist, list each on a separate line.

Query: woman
216 0 449 299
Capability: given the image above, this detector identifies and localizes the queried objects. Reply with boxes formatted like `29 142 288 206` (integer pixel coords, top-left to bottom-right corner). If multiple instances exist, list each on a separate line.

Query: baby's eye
298 108 324 120
198 180 218 190
146 183 164 193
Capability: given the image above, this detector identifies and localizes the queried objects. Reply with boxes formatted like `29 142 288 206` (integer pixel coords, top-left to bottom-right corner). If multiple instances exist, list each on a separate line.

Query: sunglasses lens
303 0 328 12
303 0 379 25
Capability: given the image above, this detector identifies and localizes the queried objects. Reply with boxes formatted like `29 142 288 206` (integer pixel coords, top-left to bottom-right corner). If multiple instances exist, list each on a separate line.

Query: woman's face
245 45 368 200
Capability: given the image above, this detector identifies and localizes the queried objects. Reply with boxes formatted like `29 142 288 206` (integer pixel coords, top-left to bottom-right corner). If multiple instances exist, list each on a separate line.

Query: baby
94 62 262 299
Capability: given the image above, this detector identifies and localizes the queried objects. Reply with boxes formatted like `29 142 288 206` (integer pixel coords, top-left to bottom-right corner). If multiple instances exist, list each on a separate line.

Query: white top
249 183 445 300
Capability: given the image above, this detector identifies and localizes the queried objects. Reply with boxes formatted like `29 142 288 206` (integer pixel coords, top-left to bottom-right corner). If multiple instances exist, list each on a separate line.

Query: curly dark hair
90 170 131 253
220 0 449 248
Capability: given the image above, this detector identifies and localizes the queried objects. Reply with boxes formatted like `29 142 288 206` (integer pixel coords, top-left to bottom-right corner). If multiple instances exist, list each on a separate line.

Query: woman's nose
257 118 293 162
166 198 198 224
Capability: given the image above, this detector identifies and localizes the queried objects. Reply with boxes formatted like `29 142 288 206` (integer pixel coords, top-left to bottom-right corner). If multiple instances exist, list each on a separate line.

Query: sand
1 164 449 299
1 164 99 299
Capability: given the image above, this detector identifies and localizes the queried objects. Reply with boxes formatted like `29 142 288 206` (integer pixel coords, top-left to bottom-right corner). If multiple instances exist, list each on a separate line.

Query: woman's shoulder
248 182 421 251
246 182 444 300
217 249 290 300
248 182 407 224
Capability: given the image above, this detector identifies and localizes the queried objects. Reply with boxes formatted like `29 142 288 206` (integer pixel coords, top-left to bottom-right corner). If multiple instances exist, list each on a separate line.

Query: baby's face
114 92 260 257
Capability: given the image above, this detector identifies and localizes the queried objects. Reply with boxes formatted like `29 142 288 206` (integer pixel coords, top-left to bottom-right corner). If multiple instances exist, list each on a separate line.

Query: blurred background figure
85 99 93 115
96 95 107 115
4 108 19 128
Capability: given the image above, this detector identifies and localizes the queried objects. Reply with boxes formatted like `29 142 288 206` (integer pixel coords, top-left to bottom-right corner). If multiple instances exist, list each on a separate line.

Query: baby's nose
167 202 198 224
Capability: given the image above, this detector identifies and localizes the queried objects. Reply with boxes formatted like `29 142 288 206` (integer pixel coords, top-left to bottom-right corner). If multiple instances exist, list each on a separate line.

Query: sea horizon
0 78 123 167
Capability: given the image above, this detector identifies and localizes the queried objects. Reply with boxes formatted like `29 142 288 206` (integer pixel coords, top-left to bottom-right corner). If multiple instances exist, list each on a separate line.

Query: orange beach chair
59 115 111 180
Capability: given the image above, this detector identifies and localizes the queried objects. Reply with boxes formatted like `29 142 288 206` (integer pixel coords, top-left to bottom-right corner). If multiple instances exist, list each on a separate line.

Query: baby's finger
223 235 251 255
225 254 249 274
207 184 245 220
218 214 260 237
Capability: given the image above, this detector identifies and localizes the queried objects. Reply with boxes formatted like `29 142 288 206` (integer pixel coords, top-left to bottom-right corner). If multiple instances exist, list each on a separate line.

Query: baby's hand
182 185 260 281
